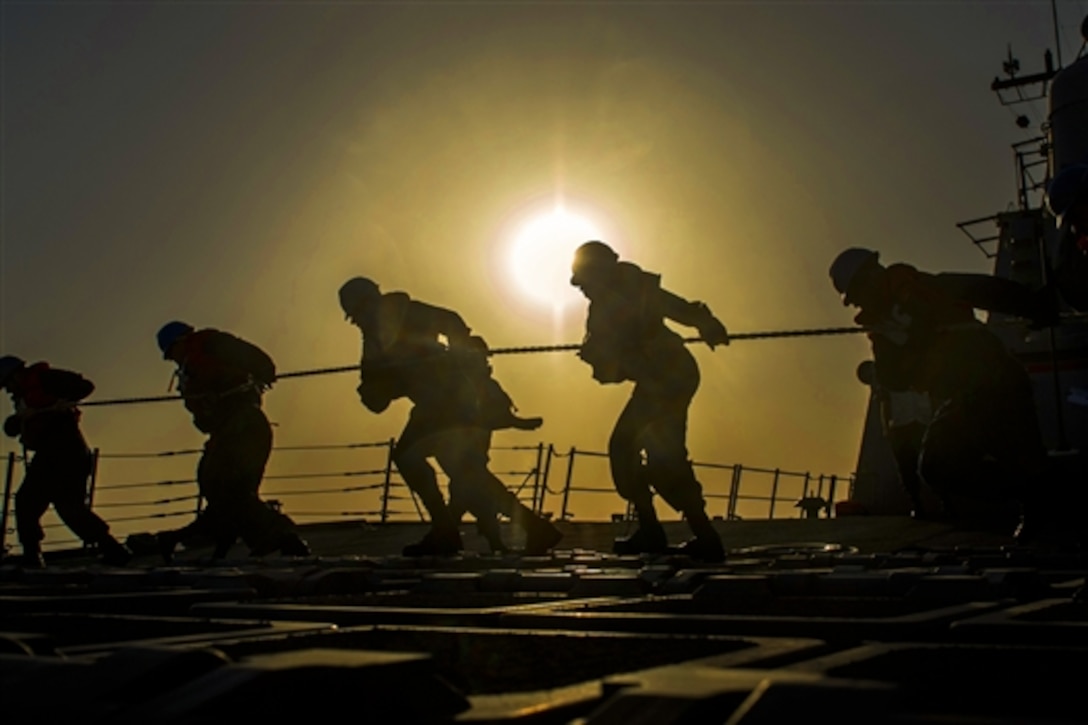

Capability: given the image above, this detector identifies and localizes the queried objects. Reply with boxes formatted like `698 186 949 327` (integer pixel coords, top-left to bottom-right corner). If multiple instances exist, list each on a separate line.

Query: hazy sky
3 1 1087 528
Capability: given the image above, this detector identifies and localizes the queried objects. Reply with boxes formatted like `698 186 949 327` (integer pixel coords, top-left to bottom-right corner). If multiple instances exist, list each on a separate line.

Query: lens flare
508 208 603 309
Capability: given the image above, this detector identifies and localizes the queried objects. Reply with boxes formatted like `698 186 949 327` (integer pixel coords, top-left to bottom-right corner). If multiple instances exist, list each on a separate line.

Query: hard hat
1046 163 1088 226
0 355 26 389
157 321 194 359
829 248 880 303
339 277 381 319
570 240 619 286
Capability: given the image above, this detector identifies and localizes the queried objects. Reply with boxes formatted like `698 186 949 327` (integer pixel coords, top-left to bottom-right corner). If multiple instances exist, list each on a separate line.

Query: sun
507 207 604 309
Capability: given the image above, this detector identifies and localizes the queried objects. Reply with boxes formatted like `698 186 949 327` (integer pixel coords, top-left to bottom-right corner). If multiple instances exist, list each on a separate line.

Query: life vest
858 265 1016 399
9 362 87 451
177 330 267 396
357 293 471 410
581 263 684 384
175 330 272 432
19 363 60 410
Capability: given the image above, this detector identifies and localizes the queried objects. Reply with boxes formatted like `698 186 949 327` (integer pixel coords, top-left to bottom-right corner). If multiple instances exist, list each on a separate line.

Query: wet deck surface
2 517 1086 723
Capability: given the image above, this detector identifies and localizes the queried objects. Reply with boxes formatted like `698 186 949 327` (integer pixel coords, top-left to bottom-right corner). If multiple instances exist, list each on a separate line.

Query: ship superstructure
852 14 1088 514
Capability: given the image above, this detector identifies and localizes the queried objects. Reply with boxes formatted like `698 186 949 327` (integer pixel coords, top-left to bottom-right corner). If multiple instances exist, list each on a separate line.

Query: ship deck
2 516 1085 723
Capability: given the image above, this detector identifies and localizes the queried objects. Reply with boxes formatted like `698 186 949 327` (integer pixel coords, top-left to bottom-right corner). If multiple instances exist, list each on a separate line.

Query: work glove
465 335 490 355
696 307 730 350
3 414 21 438
356 380 392 414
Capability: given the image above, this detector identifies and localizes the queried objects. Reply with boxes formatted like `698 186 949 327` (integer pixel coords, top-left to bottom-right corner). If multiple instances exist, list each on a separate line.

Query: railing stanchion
728 464 742 520
86 447 100 508
532 442 544 514
827 475 837 518
560 447 576 522
1 452 15 555
539 444 554 516
769 467 781 519
381 437 395 524
83 447 101 551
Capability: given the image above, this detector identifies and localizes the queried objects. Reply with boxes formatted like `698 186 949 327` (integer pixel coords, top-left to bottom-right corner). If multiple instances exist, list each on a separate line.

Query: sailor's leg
14 458 50 565
608 391 667 555
204 407 307 557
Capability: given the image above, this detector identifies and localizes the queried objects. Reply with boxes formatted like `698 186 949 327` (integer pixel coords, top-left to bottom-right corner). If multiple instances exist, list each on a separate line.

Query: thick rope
490 326 868 356
78 325 869 408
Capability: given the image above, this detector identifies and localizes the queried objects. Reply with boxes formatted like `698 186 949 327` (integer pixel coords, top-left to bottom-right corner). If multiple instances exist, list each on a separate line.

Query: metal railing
1 442 854 555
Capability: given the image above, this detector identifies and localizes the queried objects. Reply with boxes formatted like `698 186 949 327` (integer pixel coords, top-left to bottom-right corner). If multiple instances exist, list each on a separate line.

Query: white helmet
829 248 880 303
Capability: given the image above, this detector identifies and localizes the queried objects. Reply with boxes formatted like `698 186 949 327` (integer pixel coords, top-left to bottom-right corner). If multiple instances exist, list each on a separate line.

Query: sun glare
508 208 603 309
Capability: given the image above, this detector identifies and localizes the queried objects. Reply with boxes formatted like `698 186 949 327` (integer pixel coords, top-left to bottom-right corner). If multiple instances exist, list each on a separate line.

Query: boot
907 492 929 520
249 530 311 557
1012 486 1072 546
507 415 543 431
476 516 509 554
212 536 237 560
675 508 726 562
523 516 562 556
277 532 312 557
403 526 463 557
613 523 668 555
672 535 726 563
99 537 132 567
15 545 45 570
157 530 180 565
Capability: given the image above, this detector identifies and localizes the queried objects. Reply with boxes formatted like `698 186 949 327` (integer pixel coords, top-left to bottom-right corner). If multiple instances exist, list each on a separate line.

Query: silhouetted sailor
1047 163 1088 311
154 322 310 562
0 355 131 568
339 277 561 556
830 248 1059 539
570 241 730 562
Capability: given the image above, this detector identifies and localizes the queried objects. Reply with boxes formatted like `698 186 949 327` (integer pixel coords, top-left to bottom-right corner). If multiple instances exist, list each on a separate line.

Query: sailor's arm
934 273 1057 327
357 336 394 413
43 369 95 402
659 289 730 348
415 301 475 348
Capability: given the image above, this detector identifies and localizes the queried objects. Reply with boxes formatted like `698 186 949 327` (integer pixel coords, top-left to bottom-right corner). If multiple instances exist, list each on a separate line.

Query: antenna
991 46 1057 104
1051 0 1063 69
1003 45 1020 78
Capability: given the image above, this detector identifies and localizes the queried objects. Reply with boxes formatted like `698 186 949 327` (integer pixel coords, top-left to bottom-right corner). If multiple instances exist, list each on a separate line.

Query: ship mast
957 5 1088 455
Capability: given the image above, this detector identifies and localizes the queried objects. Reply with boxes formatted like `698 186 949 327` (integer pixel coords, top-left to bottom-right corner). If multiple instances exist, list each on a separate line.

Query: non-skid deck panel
3 521 1088 722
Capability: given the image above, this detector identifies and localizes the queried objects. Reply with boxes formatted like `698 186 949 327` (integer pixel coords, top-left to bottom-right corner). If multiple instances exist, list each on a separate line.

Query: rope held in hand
77 325 870 408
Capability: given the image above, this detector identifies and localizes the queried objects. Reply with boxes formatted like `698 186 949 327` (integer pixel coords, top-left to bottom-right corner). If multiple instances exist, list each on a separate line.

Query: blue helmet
1046 163 1088 226
0 355 25 389
157 321 194 359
